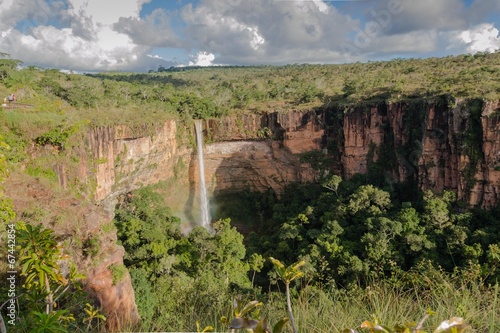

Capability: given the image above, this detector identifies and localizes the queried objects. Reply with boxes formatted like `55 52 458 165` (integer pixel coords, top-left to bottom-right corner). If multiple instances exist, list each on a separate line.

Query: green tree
322 175 342 196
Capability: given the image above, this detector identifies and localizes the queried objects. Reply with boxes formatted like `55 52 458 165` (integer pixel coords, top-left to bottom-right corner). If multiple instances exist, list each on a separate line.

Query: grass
131 263 499 332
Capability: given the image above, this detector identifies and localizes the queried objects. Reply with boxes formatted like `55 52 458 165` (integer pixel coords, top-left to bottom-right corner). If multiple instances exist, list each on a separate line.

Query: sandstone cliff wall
333 98 500 207
70 99 500 329
80 110 323 329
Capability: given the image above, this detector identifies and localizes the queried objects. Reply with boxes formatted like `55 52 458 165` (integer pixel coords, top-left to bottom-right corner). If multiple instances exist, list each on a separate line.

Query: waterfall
194 119 210 229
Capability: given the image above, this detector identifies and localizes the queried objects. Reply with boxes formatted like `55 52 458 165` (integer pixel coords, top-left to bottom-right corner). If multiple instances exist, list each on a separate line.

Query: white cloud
458 23 500 53
188 51 216 66
68 0 142 25
0 0 173 71
113 8 183 47
181 0 358 65
0 0 498 71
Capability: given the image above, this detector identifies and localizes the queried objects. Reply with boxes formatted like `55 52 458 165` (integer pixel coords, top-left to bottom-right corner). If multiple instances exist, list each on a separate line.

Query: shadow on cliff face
204 139 318 233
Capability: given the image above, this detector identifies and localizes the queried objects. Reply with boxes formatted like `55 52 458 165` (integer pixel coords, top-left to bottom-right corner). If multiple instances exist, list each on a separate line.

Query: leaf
292 260 306 271
272 318 289 333
433 317 468 333
220 316 229 326
360 320 391 333
254 318 268 333
233 297 242 317
239 301 262 317
269 257 285 269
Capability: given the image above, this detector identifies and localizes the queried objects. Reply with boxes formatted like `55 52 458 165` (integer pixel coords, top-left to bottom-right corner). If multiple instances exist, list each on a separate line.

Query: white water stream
194 120 210 229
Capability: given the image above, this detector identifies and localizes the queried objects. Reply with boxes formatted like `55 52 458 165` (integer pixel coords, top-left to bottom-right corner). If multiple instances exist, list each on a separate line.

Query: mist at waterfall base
194 120 212 230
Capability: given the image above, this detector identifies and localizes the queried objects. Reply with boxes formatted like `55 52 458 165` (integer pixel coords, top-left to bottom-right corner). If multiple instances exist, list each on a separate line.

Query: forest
0 52 499 332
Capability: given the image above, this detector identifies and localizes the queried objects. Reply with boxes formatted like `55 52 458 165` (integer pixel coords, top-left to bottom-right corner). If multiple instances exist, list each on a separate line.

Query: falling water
194 119 210 229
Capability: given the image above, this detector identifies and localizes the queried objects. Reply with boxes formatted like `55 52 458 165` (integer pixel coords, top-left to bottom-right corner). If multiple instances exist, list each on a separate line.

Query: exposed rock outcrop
206 110 324 154
204 140 316 194
32 98 500 330
335 98 500 208
79 112 323 329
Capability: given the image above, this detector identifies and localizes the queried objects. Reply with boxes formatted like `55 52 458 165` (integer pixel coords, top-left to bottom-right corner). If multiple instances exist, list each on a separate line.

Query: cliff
8 99 500 330
74 110 322 329
76 100 500 328
333 98 500 207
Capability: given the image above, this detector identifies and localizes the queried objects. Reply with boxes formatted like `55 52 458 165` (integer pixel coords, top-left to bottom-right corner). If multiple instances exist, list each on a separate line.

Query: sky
0 0 499 72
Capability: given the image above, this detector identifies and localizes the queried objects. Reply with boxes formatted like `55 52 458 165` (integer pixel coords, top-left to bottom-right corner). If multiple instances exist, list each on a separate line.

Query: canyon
8 97 500 330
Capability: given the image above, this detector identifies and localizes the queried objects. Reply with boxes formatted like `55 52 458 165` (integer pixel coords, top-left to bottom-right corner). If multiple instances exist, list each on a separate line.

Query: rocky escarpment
78 110 323 329
332 98 500 207
85 111 323 205
206 110 325 154
204 98 500 208
32 99 499 330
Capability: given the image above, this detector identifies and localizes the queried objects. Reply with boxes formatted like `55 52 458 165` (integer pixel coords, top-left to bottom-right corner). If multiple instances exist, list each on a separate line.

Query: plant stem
286 282 298 333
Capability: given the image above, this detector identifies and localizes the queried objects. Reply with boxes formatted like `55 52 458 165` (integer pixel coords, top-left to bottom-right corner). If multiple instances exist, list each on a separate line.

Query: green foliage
269 258 305 285
220 296 289 333
114 186 252 331
269 257 305 333
29 310 75 333
82 303 106 332
25 163 58 182
241 178 500 288
35 124 81 149
109 178 500 332
109 264 128 285
18 224 69 295
257 127 273 139
0 54 22 82
0 135 9 182
83 236 100 258
9 223 99 333
343 79 358 97
322 175 342 195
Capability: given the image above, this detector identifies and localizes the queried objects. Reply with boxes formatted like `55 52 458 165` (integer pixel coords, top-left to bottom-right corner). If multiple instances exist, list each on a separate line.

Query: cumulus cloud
457 23 500 53
0 0 498 71
114 8 183 47
181 0 359 65
188 51 216 66
0 0 177 71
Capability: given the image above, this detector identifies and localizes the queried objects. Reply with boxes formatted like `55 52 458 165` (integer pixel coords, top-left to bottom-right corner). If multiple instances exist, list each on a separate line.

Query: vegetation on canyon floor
0 51 500 332
107 177 500 332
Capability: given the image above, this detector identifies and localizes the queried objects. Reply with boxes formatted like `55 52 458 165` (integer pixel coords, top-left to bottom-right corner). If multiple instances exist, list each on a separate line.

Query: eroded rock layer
45 98 500 330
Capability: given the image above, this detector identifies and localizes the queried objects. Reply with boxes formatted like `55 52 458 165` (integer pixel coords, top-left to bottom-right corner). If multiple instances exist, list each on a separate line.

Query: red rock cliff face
80 111 323 329
207 110 324 154
341 104 387 178
77 100 500 329
476 101 500 207
337 98 500 208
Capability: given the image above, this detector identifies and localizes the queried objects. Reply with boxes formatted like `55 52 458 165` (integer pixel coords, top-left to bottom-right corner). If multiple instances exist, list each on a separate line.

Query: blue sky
0 0 499 72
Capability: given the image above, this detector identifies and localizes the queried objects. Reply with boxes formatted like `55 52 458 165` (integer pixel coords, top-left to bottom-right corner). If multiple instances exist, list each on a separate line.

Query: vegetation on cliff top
0 52 499 127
